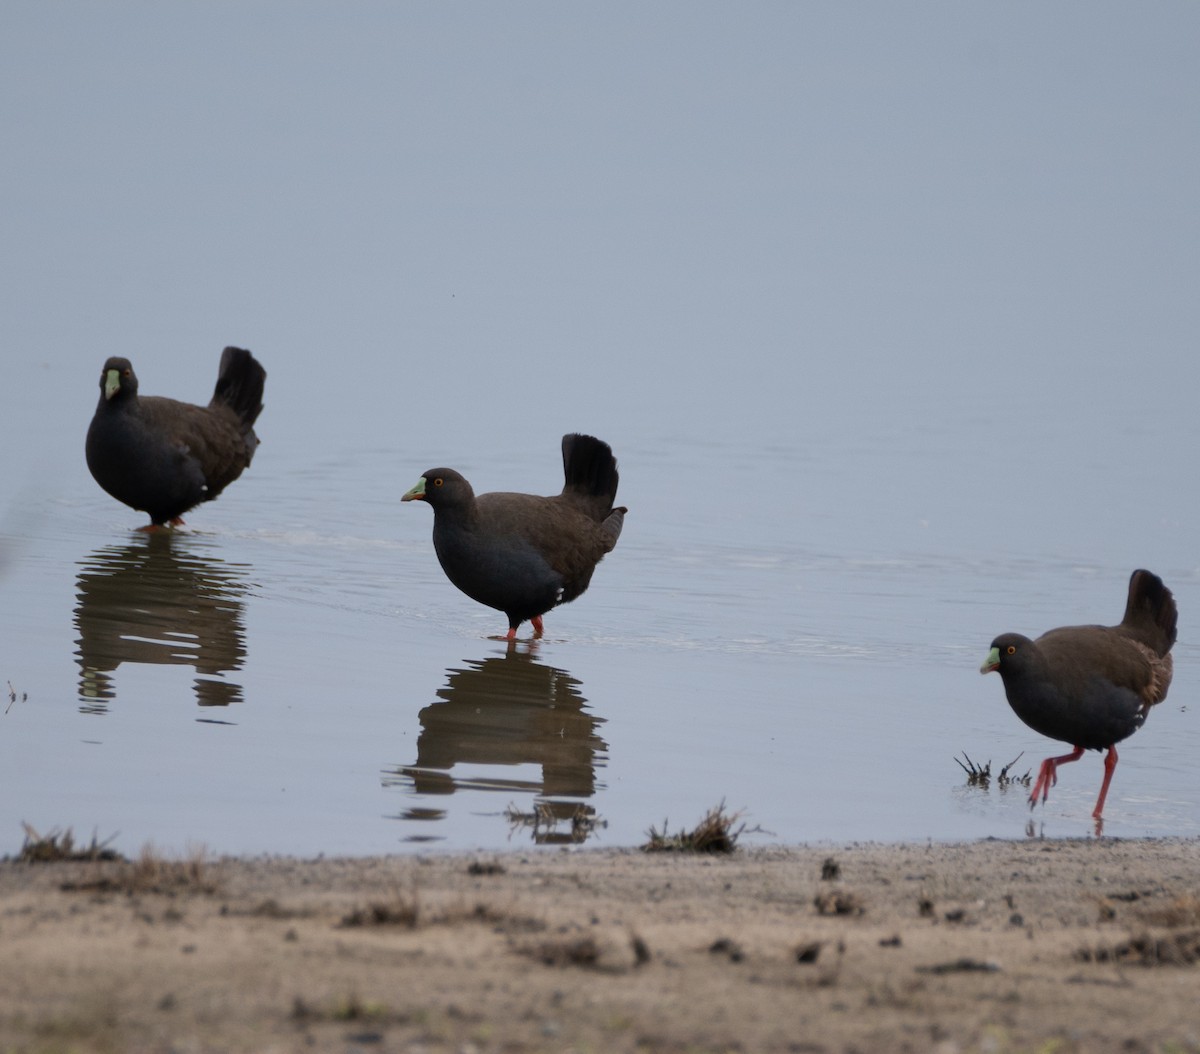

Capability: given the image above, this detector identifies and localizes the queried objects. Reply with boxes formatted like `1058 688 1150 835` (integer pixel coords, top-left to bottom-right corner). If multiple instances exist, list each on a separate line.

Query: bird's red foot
137 517 185 533
1028 746 1085 810
531 616 544 638
1029 761 1055 808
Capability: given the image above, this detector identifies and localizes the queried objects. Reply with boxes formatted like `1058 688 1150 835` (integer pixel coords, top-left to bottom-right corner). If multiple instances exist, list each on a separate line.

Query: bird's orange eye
432 477 443 487
1006 645 1016 655
123 368 131 377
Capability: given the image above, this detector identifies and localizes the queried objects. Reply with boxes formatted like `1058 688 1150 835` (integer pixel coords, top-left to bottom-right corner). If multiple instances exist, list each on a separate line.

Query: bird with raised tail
402 434 627 640
86 347 266 529
980 569 1177 821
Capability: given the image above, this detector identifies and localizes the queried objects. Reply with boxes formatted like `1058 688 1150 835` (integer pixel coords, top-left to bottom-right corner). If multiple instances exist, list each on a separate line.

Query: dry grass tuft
533 934 603 967
814 889 866 916
291 993 400 1024
1077 929 1200 967
524 932 649 972
341 890 421 929
955 752 1031 788
340 885 543 933
1140 894 1200 928
59 843 219 896
125 844 217 894
641 801 747 854
16 823 123 864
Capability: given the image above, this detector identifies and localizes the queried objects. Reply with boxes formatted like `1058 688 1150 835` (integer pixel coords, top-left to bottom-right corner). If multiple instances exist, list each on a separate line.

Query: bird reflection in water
385 647 608 844
74 531 251 713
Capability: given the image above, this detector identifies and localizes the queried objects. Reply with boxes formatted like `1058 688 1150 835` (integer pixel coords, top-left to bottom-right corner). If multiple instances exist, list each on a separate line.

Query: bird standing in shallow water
980 568 1177 822
402 434 626 640
85 348 266 529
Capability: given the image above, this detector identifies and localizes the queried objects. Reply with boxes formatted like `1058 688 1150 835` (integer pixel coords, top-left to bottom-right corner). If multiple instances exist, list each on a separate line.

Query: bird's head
99 357 138 402
980 633 1031 675
402 468 472 509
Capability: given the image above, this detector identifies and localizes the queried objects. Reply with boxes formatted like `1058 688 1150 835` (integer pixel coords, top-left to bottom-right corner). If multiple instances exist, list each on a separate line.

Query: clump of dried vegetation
62 844 219 896
16 825 218 896
291 993 400 1025
955 751 1031 788
523 931 650 972
1077 929 1200 967
1140 894 1200 928
340 884 543 933
1076 889 1200 966
813 889 866 916
340 887 421 929
16 823 123 863
641 801 750 854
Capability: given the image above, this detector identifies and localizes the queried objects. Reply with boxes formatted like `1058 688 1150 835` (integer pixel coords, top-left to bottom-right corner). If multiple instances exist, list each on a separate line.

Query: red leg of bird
504 626 518 641
531 615 544 638
137 517 185 533
1091 745 1119 819
1029 745 1084 808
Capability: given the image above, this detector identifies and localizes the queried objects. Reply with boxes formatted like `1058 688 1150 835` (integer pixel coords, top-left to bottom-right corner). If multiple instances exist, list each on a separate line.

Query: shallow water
2 392 1198 855
3 6 1199 856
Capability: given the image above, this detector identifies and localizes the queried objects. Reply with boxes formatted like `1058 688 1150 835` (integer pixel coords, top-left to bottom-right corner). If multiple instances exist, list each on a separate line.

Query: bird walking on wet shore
402 434 626 640
86 347 266 529
980 568 1177 821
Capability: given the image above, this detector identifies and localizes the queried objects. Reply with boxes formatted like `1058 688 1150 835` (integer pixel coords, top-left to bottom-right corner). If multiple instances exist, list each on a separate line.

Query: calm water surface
5 7 1200 857
1 372 1198 856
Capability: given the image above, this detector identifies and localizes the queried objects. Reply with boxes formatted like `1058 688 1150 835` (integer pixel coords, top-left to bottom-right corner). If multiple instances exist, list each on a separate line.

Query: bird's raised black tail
560 433 620 520
211 346 266 429
1120 568 1177 657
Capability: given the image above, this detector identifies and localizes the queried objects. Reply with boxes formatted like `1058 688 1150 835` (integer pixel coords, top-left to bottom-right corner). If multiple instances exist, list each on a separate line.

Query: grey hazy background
2 4 1199 852
5 4 1198 525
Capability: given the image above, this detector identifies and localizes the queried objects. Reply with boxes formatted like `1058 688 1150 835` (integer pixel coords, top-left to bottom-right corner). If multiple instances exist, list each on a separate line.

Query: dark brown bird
402 434 626 640
85 348 266 528
980 569 1177 820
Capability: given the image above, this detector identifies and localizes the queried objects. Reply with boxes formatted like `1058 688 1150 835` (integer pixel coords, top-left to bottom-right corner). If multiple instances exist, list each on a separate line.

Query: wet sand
2 838 1199 1053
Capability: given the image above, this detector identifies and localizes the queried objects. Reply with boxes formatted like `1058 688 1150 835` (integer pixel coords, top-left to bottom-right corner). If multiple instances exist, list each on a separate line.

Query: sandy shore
2 838 1199 1053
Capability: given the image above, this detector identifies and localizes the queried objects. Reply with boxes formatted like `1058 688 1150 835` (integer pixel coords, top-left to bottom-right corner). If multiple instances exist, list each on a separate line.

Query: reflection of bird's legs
1092 745 1119 819
1029 745 1084 808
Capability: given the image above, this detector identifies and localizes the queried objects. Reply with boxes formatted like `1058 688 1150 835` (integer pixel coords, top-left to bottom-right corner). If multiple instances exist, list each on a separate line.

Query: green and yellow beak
401 477 427 502
979 646 1000 674
104 368 122 400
